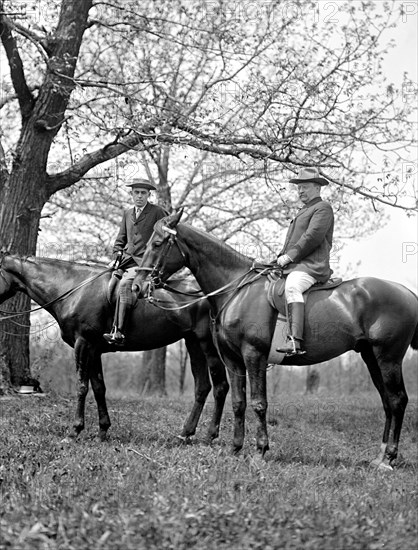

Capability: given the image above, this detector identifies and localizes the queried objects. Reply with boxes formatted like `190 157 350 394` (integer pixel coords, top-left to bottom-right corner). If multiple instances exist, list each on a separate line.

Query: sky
342 208 417 291
340 5 417 293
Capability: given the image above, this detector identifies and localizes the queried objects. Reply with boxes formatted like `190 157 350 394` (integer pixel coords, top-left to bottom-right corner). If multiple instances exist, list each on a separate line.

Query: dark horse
133 211 418 469
0 253 229 441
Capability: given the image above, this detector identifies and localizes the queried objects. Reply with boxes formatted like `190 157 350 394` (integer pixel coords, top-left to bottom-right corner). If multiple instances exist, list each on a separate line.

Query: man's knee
119 277 132 289
119 277 134 302
286 287 304 303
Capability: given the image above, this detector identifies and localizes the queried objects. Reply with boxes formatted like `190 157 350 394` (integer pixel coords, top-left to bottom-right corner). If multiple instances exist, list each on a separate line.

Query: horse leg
71 338 111 441
199 334 229 442
226 357 247 455
206 353 229 442
377 356 408 469
361 343 408 470
89 352 111 442
244 347 269 456
179 335 212 442
70 337 90 438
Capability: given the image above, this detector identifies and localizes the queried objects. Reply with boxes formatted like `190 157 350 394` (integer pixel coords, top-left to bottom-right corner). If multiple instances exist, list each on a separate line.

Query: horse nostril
132 283 140 295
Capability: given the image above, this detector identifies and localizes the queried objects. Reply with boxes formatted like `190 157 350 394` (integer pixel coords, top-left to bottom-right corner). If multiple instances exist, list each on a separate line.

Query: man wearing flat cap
103 179 167 345
276 167 334 356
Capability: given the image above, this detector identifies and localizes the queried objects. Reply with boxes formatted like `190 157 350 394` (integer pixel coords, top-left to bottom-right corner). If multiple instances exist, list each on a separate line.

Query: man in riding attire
103 179 167 345
276 167 334 356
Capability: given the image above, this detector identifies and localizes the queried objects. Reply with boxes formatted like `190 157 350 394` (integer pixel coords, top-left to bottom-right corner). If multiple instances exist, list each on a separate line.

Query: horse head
132 208 186 298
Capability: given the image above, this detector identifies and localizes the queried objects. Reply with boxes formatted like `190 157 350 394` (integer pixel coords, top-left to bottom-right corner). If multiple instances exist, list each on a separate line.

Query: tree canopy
2 0 416 212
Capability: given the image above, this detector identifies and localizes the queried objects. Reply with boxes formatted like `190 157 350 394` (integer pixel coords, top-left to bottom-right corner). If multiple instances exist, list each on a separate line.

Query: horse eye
153 241 162 248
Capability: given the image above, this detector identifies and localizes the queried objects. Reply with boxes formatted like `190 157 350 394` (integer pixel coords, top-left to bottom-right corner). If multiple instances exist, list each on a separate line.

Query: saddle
106 269 199 307
107 269 123 305
106 256 140 305
266 270 343 316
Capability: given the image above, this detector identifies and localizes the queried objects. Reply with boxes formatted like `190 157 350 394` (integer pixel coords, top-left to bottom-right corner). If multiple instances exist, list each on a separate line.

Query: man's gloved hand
109 251 123 269
276 254 292 268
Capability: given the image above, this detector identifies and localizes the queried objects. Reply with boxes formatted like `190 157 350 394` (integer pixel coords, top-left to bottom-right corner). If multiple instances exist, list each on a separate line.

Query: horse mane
156 217 253 268
21 255 107 270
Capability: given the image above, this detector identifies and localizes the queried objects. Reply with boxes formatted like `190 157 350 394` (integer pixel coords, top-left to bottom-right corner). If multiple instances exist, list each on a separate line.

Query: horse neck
178 224 252 300
4 256 92 309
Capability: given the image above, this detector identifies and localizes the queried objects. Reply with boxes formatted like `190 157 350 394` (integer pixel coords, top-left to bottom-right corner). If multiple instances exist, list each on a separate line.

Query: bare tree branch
0 85 40 110
0 8 35 118
46 130 149 194
8 19 51 58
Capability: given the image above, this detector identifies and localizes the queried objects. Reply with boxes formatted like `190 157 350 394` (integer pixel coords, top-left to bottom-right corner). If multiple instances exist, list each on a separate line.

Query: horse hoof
98 431 108 443
377 461 393 472
206 429 219 443
250 454 266 467
258 444 269 457
204 434 217 445
176 434 192 444
370 458 394 472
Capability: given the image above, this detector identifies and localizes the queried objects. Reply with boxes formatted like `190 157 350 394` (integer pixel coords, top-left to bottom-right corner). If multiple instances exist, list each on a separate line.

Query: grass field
1 391 417 550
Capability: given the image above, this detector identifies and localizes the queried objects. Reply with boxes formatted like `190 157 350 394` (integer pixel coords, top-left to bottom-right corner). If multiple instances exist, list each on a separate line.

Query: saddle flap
107 270 122 305
266 276 287 315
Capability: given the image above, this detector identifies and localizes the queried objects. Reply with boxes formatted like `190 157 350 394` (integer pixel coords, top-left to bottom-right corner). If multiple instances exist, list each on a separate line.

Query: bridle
137 225 194 300
148 225 188 286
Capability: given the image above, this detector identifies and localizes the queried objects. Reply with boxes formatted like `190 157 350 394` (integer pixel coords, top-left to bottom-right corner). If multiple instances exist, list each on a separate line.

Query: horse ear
168 208 184 228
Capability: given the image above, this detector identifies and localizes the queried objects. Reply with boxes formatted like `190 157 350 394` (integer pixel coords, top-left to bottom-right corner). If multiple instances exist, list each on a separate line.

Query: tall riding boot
276 302 306 356
103 298 131 346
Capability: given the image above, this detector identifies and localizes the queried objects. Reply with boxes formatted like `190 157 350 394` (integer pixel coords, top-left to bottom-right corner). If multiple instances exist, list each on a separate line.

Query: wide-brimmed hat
126 179 157 191
289 167 329 186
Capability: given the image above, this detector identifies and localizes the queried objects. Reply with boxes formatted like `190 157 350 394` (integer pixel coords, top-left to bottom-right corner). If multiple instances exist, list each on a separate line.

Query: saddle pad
266 276 343 315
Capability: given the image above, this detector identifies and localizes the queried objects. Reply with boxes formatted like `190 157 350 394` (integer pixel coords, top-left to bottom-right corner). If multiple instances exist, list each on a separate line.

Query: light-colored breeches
119 266 137 304
285 271 317 303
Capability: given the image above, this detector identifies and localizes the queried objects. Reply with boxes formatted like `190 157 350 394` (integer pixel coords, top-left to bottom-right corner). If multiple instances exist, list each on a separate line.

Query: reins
145 265 275 312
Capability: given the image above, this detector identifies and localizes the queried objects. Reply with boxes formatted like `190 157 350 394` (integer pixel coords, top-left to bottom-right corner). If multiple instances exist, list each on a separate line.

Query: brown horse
0 253 229 441
133 211 418 469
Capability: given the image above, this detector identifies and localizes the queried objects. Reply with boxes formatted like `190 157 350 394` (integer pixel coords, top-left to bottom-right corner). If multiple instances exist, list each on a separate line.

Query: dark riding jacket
280 197 334 283
113 202 167 266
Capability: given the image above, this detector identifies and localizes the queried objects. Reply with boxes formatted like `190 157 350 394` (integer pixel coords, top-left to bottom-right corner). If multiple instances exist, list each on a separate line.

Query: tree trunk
141 348 167 396
0 0 93 390
135 146 174 396
0 166 46 387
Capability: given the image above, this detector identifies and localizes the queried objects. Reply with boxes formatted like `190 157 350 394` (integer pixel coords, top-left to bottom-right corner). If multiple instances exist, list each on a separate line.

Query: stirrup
103 327 125 345
276 337 306 356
